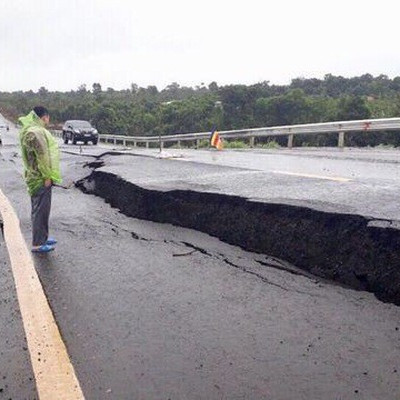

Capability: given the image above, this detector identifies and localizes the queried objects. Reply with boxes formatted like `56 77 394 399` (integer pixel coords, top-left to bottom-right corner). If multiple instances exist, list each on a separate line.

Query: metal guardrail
53 117 400 149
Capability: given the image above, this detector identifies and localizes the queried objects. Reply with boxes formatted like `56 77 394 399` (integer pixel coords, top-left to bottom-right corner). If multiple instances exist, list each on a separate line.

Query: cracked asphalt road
1 120 400 399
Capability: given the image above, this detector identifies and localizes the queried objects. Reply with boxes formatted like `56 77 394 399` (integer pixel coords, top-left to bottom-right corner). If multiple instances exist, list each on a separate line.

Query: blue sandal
46 237 57 245
32 244 55 253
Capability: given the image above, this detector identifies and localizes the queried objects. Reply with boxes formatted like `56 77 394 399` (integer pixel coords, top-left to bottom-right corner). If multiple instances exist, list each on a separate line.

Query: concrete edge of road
0 188 85 400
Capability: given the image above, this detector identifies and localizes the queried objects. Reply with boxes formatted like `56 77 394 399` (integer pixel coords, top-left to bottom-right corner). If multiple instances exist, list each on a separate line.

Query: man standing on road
19 106 62 253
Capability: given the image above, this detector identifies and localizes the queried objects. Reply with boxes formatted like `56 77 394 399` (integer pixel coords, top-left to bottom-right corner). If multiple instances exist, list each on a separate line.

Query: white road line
0 188 85 400
271 170 352 182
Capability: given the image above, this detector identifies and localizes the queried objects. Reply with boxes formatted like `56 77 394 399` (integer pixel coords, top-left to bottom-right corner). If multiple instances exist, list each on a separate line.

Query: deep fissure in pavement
77 170 400 306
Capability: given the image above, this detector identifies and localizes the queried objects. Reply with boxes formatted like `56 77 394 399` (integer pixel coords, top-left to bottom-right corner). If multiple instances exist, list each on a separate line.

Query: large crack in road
75 155 400 306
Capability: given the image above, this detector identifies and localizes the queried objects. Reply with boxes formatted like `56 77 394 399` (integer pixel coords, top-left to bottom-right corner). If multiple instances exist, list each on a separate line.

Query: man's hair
33 106 49 118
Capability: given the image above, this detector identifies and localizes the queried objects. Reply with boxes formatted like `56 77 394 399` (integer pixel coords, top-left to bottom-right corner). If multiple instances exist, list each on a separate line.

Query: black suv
62 120 99 145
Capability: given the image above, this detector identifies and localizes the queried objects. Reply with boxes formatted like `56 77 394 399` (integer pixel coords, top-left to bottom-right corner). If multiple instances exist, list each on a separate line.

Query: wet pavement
1 120 400 399
88 150 400 220
58 139 400 220
0 217 38 400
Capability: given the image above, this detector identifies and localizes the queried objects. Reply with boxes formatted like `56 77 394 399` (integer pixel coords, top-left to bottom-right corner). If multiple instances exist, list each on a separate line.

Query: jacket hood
18 111 45 129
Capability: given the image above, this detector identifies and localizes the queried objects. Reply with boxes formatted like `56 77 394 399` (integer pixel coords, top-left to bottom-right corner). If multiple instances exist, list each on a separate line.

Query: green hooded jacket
19 111 62 196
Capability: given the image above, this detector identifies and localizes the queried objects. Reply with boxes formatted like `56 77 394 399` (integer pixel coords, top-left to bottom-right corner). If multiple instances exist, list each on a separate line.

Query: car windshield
72 121 92 128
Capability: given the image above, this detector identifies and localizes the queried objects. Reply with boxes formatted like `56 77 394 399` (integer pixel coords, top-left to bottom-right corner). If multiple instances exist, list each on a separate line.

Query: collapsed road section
76 153 400 306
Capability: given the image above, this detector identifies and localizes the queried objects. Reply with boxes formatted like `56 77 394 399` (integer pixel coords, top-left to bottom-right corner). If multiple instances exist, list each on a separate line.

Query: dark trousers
31 185 52 246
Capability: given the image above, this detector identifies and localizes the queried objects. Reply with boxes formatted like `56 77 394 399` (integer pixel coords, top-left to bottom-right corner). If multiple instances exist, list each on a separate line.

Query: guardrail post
338 131 345 148
133 141 137 148
123 139 126 146
249 137 255 148
177 140 181 149
113 137 117 145
196 139 200 149
146 142 149 149
287 134 294 149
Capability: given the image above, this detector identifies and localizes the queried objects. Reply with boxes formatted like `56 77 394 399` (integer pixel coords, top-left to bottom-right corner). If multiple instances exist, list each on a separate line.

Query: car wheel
72 135 77 145
63 135 68 144
93 139 98 145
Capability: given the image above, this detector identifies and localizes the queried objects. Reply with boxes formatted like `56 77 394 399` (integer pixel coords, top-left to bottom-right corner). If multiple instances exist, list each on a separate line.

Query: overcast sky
1 0 399 92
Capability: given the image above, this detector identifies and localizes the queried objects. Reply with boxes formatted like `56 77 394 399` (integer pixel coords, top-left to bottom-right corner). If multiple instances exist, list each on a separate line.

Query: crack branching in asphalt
256 259 318 280
222 258 290 291
179 242 214 257
100 216 322 295
100 218 151 241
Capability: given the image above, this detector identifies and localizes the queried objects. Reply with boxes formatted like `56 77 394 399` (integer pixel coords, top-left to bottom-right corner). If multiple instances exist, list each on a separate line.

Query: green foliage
196 139 210 149
2 74 400 147
336 96 371 121
223 140 248 149
257 140 281 149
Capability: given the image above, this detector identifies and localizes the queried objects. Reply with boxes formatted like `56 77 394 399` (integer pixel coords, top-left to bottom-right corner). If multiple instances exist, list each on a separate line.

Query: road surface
1 116 400 399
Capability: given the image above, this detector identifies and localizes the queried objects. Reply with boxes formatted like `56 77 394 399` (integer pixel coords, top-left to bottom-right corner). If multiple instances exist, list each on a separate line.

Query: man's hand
44 179 52 188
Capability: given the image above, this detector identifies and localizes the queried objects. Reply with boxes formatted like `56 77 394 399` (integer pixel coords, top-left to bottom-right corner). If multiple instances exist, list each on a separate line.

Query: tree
255 89 313 127
77 84 87 93
38 86 49 97
208 82 219 92
93 104 117 134
92 83 102 95
130 83 139 94
336 96 371 121
146 86 158 96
